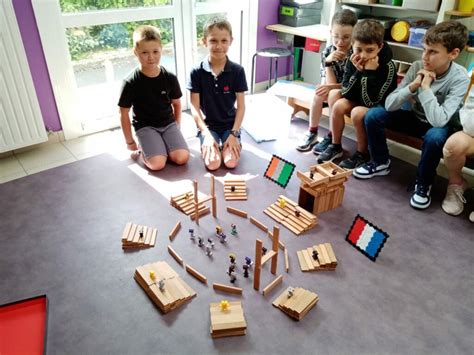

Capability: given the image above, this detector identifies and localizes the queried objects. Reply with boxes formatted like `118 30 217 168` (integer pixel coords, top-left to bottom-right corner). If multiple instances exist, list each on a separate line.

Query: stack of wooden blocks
209 301 247 338
264 195 317 235
224 179 247 200
272 287 319 321
296 243 338 272
121 222 157 250
297 162 352 215
134 261 196 314
170 191 209 220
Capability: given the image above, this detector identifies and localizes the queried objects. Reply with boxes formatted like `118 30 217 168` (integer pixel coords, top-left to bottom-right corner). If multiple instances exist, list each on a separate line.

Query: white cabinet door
0 0 47 153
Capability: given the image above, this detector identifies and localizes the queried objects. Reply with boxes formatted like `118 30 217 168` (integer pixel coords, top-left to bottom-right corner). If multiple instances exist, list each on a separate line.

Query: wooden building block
185 264 207 284
284 249 289 273
272 287 318 321
226 206 248 218
167 245 184 266
213 283 243 295
121 223 156 250
296 243 337 272
210 301 247 338
250 216 268 232
168 221 181 241
253 239 263 291
262 275 283 296
224 179 248 201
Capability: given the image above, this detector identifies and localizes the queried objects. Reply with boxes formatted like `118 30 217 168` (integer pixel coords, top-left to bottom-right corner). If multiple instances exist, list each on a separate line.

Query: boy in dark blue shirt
187 17 248 170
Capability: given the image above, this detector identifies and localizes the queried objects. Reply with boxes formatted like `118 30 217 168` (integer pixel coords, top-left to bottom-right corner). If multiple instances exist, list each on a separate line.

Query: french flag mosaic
346 215 389 262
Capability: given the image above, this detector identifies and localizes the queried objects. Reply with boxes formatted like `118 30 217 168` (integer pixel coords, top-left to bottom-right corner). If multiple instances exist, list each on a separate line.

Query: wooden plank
263 207 284 224
284 248 289 272
167 245 183 266
190 207 210 220
302 249 314 271
297 250 309 271
226 206 248 218
185 264 207 284
308 247 319 268
121 222 132 242
132 225 143 244
149 228 157 247
168 221 181 241
213 283 243 295
261 250 277 266
268 231 285 250
250 216 268 232
262 275 283 296
127 223 138 242
254 239 263 291
324 243 337 264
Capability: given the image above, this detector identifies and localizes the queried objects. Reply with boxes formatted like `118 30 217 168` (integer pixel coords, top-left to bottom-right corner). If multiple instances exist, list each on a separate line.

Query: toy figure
158 279 165 291
231 186 236 192
262 247 267 255
198 236 204 247
189 228 195 241
205 244 213 257
230 223 238 236
312 250 319 261
295 210 300 218
229 253 236 266
217 232 227 243
227 265 236 284
215 225 222 234
149 270 156 280
220 300 230 312
207 238 215 249
279 198 286 208
287 287 295 298
244 256 253 268
309 171 314 179
139 228 144 240
242 264 249 278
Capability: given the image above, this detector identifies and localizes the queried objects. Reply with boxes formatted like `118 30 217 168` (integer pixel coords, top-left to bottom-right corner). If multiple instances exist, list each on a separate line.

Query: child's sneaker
353 160 391 179
317 144 343 163
339 151 370 169
469 211 474 223
410 183 432 210
441 181 467 216
312 134 332 155
296 131 318 152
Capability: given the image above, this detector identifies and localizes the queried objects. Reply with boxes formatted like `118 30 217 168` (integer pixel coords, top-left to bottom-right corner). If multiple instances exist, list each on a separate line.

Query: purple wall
13 0 62 131
255 0 291 83
12 0 285 133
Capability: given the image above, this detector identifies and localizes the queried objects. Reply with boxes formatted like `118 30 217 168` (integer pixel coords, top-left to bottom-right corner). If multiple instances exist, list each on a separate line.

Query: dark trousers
364 107 450 185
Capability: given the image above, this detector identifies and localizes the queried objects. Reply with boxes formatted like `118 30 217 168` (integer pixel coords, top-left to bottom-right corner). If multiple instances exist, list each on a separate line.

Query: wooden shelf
445 9 474 17
340 1 438 12
467 47 474 54
387 41 423 51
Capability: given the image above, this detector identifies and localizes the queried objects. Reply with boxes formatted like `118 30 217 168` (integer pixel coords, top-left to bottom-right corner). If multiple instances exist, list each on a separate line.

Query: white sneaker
469 211 474 223
410 183 432 209
441 182 467 216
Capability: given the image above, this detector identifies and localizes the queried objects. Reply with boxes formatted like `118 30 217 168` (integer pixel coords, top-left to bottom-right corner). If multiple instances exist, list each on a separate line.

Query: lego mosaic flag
345 215 389 262
264 155 296 188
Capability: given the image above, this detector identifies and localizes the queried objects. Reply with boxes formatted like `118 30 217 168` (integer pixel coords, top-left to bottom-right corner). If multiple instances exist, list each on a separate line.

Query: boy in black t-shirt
118 25 189 171
187 17 248 170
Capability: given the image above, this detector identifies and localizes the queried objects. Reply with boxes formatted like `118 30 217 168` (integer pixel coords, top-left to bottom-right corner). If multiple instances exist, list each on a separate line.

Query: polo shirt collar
202 56 232 73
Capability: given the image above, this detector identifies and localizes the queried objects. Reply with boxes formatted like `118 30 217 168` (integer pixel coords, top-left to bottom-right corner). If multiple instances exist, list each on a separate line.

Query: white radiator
0 0 47 153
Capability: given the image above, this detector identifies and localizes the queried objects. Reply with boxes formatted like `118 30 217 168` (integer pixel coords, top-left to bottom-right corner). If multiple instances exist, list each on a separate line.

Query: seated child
118 25 189 171
354 21 470 210
295 9 357 153
317 19 398 169
187 17 248 170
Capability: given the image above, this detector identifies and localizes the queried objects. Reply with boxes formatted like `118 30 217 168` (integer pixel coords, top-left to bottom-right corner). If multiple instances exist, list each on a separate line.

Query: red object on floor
0 295 47 355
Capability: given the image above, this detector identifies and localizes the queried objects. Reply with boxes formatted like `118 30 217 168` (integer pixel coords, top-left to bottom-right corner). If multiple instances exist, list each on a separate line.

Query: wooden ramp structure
297 162 352 215
210 301 247 338
224 179 247 201
264 195 317 235
134 261 196 314
121 222 157 250
296 243 338 272
272 287 319 321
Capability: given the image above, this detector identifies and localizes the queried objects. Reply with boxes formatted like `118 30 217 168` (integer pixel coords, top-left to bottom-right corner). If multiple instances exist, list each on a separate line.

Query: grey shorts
135 122 188 159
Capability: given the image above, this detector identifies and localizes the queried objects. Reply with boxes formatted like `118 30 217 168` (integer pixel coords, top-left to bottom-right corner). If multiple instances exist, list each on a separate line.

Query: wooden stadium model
134 261 196 314
170 175 217 225
121 222 157 250
272 287 319 321
224 179 247 201
296 243 338 272
264 195 317 236
297 162 352 215
210 301 247 338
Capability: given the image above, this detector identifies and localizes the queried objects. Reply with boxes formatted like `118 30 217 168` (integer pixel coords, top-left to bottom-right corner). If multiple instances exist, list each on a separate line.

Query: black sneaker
296 131 319 152
339 151 370 169
353 160 391 179
410 183 432 209
312 134 332 155
317 144 343 163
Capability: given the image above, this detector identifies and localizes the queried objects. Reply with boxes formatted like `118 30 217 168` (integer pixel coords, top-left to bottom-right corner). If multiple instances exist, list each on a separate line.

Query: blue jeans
365 107 450 185
197 129 241 147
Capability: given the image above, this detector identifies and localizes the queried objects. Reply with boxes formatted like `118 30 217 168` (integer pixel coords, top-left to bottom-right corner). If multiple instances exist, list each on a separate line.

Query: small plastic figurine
216 232 227 243
230 223 238 236
215 225 223 234
220 300 230 312
227 265 237 284
279 198 286 208
198 236 204 248
229 253 236 266
295 210 300 218
287 287 295 298
189 228 195 241
244 256 253 268
205 244 213 257
231 185 236 192
149 270 156 280
262 247 267 256
312 250 319 261
242 264 249 278
139 228 144 240
331 169 338 175
158 279 165 291
309 171 314 179
207 238 215 249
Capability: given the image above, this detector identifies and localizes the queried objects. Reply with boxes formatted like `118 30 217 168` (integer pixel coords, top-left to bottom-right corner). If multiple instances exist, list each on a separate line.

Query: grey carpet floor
0 118 473 355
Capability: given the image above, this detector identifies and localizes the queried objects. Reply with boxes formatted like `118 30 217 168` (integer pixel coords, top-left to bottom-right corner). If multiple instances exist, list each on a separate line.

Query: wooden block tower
297 162 352 215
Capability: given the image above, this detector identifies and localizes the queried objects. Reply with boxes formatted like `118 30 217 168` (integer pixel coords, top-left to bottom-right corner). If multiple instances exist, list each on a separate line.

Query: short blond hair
203 17 232 39
133 25 162 49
